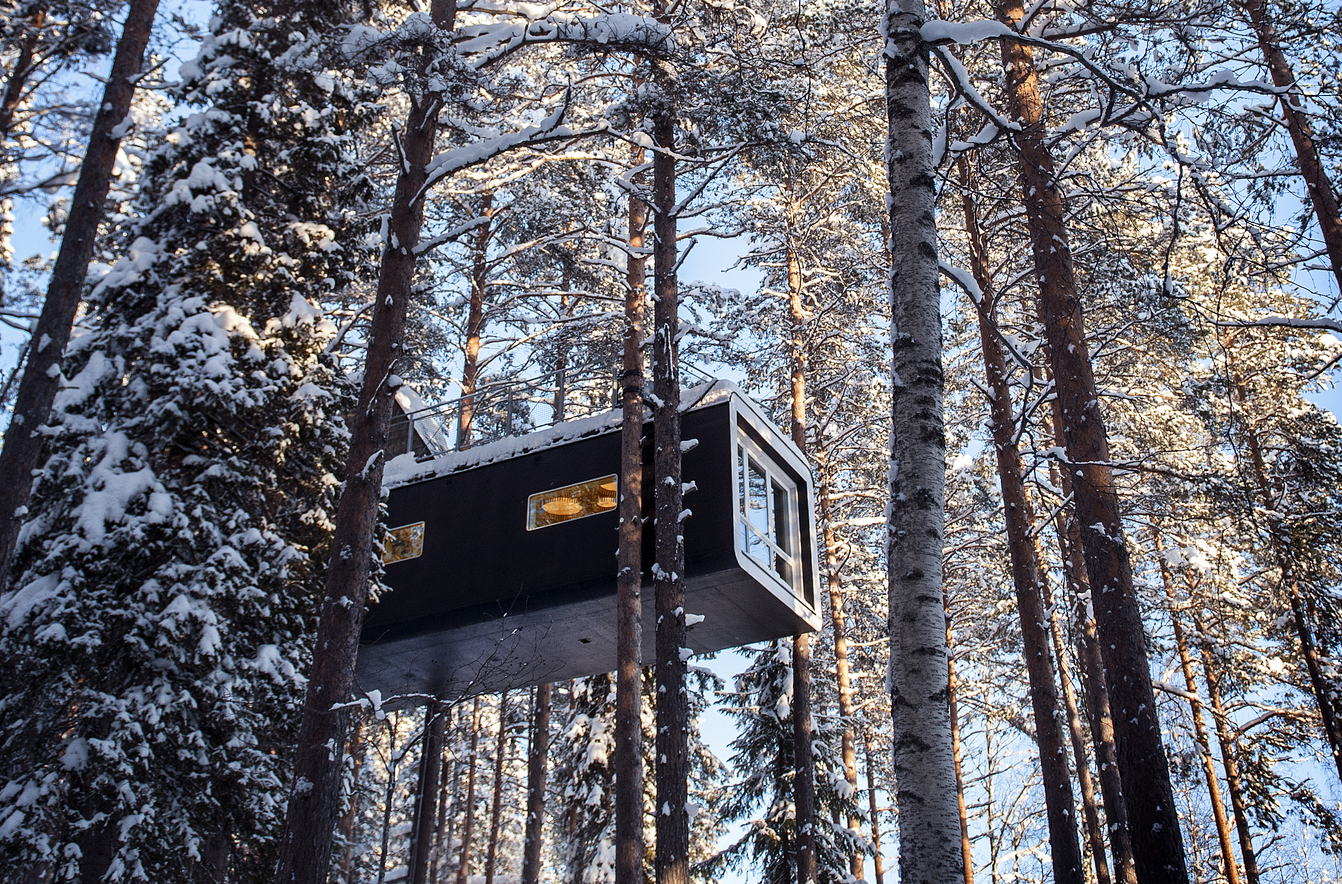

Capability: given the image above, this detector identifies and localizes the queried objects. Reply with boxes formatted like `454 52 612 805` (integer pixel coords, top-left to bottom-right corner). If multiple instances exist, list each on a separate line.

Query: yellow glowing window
384 521 425 564
527 474 618 530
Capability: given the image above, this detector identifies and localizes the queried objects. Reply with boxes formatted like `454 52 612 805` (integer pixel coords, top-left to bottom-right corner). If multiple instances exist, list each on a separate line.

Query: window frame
734 432 804 601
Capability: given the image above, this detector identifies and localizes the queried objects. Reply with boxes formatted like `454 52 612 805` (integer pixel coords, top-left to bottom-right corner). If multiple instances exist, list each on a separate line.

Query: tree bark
339 716 370 884
1156 545 1240 884
484 692 512 884
1194 614 1261 884
863 732 887 884
991 4 1189 878
1048 431 1136 884
410 702 448 884
883 0 961 879
1239 0 1342 293
783 230 817 884
0 0 162 592
521 683 553 884
274 7 457 882
650 52 688 884
457 696 483 884
947 623 975 884
960 156 1084 884
458 192 495 449
616 146 648 884
0 10 43 149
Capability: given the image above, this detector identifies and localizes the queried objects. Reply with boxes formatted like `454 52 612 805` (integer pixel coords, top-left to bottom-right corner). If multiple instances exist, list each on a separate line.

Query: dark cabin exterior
356 382 820 701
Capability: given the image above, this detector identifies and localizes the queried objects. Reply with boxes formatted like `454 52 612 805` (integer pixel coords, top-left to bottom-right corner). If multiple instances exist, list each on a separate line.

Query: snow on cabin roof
383 378 740 489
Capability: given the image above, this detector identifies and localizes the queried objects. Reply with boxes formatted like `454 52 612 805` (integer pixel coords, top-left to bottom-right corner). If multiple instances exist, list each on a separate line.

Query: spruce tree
0 0 375 878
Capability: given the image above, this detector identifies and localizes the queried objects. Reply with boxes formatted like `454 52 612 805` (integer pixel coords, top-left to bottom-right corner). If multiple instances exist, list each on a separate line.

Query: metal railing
391 360 718 460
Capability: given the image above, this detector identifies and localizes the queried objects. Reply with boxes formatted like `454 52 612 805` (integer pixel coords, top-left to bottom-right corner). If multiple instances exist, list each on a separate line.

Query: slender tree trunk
864 733 887 884
1195 614 1261 884
0 0 163 593
430 744 458 884
339 716 370 884
650 49 688 884
411 702 448 884
1237 388 1342 781
521 683 553 884
1157 548 1240 884
818 470 861 878
991 5 1189 878
616 146 648 884
783 225 817 884
458 192 494 449
1239 0 1342 292
884 0 960 879
1048 437 1136 884
1045 578 1112 884
457 696 483 884
0 10 42 148
484 692 511 884
275 7 457 881
961 156 1084 884
947 624 975 884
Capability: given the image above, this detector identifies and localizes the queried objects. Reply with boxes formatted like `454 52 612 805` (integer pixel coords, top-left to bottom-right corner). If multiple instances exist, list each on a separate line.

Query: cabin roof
383 378 742 489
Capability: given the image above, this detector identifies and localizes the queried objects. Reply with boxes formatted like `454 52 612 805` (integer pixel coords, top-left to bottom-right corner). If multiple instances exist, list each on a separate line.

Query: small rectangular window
527 474 619 530
736 436 800 595
384 521 426 564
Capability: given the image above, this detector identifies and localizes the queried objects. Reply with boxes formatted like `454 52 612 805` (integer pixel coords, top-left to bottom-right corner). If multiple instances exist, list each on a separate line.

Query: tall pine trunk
961 156 1084 884
0 0 162 592
410 702 448 884
991 3 1189 877
458 192 495 448
456 696 484 884
651 53 689 883
1240 0 1342 292
484 691 511 884
616 146 648 884
883 0 961 879
946 622 975 884
275 7 458 881
863 733 887 884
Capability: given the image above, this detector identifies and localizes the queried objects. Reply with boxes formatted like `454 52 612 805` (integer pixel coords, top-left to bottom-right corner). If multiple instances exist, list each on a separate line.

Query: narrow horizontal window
527 474 619 531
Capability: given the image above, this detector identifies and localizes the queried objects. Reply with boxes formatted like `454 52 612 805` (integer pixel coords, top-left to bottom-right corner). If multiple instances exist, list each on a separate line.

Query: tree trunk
1048 431 1136 884
616 146 648 884
0 0 163 592
484 692 512 884
650 50 688 884
863 732 886 884
818 471 860 878
339 716 370 884
783 229 817 884
274 7 458 882
521 683 553 884
961 156 1084 884
458 192 495 449
947 624 975 884
0 10 43 148
411 702 448 884
1240 0 1342 293
457 696 483 884
1044 577 1112 884
1237 389 1342 781
883 0 961 879
1194 614 1261 884
991 4 1189 878
1157 548 1240 884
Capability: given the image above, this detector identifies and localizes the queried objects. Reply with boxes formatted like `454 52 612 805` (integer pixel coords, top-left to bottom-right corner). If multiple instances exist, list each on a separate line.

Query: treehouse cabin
356 381 821 701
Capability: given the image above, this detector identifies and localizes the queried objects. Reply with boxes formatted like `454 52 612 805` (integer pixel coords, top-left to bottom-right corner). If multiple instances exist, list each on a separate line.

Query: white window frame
735 433 802 598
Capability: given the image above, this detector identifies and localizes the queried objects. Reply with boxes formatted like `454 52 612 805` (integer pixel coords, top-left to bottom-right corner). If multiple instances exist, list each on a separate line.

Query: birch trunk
0 0 163 591
884 0 960 880
616 147 648 884
991 2 1188 876
275 5 457 881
